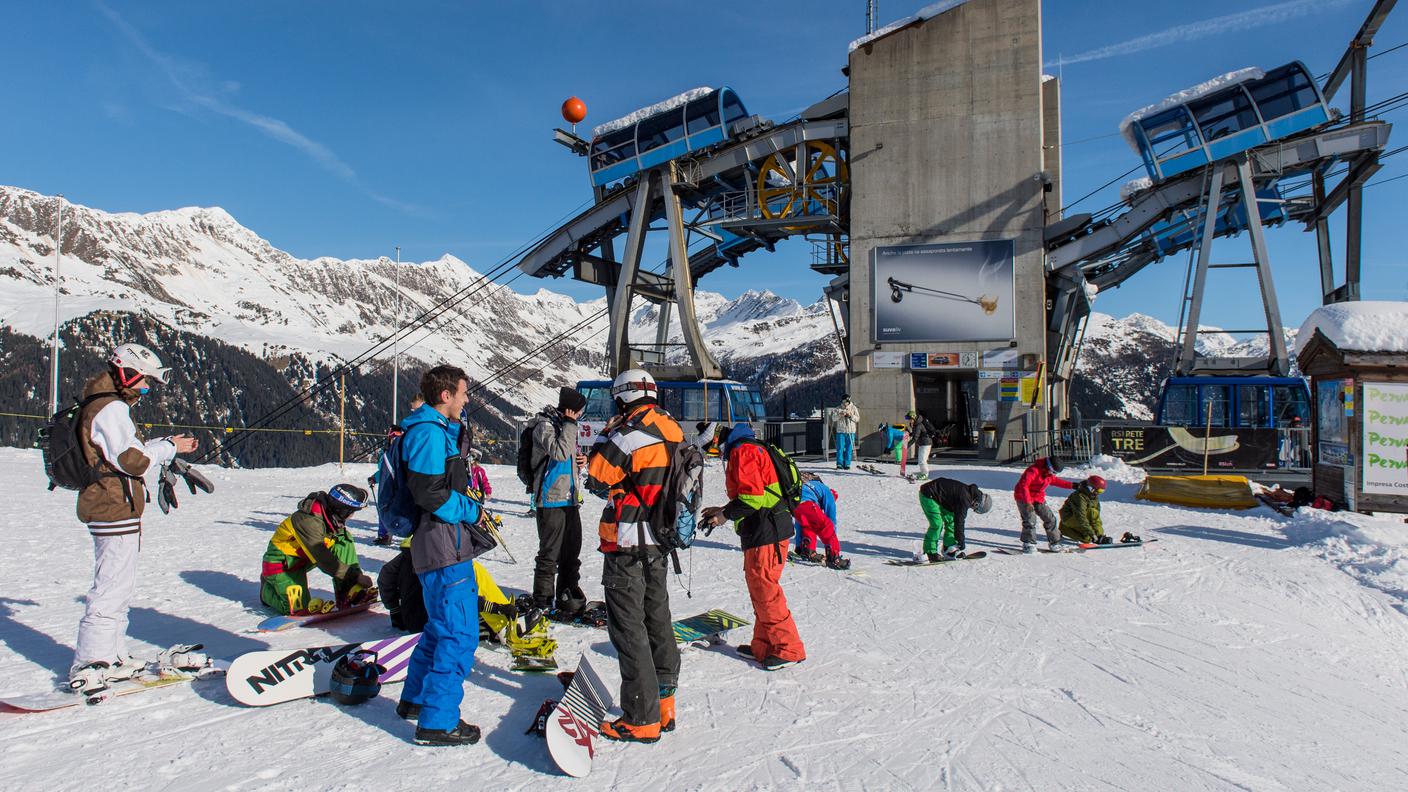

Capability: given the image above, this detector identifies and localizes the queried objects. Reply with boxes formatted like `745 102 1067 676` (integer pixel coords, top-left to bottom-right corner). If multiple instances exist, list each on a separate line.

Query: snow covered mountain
0 183 1301 465
0 185 842 463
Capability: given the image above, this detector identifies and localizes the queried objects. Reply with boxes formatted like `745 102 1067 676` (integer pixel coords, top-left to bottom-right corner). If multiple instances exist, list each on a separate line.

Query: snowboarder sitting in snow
1013 457 1075 553
379 538 534 641
793 472 851 569
1059 475 1110 545
878 422 908 476
259 484 375 615
468 448 492 501
918 477 992 560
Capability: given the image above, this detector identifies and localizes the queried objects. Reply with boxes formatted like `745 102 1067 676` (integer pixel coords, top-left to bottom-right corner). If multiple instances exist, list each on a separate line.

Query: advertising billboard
1362 382 1408 496
872 240 1016 343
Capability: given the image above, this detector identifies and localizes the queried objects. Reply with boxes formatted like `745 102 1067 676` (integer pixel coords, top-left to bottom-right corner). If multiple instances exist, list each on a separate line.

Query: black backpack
516 414 561 492
741 438 803 514
41 392 118 491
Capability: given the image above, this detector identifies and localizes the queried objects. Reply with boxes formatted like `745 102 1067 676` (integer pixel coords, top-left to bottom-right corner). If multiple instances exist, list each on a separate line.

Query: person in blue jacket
879 422 908 475
395 365 485 747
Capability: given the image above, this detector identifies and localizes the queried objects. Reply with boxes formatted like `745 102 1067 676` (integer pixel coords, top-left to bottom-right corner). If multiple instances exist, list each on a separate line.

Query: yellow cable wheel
757 141 848 231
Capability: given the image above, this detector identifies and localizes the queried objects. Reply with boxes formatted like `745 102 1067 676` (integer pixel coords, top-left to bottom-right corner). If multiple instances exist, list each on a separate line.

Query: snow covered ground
2 446 1407 791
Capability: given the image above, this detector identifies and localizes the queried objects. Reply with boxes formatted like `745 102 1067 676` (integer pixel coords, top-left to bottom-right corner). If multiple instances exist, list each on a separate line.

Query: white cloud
1048 0 1354 67
95 2 426 216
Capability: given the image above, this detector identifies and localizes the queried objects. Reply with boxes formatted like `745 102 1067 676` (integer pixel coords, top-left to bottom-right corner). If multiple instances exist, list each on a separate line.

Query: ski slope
1 447 1406 791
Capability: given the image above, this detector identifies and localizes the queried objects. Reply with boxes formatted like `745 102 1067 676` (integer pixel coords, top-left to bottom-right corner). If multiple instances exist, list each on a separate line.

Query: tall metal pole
392 246 402 424
49 194 64 415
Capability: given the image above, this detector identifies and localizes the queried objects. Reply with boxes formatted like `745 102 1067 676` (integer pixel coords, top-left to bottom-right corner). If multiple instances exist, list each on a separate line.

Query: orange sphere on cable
561 96 587 125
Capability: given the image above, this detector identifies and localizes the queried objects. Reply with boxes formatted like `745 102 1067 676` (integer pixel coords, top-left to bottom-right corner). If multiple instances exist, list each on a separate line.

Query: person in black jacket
905 410 937 480
917 477 992 560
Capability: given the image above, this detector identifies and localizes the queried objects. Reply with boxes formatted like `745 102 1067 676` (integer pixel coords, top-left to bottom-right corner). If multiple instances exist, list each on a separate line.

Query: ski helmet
109 343 169 386
1046 457 1065 474
695 421 721 447
325 484 368 523
610 368 657 405
468 447 483 461
1086 475 1107 493
329 650 385 706
973 492 993 514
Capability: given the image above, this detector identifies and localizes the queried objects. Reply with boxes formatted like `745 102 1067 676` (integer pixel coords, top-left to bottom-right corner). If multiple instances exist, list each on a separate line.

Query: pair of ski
547 609 751 778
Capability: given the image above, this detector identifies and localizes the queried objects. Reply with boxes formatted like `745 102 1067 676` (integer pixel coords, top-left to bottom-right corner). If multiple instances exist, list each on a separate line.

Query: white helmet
611 368 657 405
109 343 169 385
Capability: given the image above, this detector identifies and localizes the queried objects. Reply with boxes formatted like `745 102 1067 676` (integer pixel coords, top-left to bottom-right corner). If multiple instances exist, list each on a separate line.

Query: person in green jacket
260 484 375 614
1058 476 1109 544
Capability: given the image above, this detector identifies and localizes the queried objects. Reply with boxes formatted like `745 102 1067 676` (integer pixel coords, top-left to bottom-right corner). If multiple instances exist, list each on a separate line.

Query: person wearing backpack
583 368 684 744
66 344 198 694
393 365 486 747
701 423 807 671
526 387 589 616
905 410 935 479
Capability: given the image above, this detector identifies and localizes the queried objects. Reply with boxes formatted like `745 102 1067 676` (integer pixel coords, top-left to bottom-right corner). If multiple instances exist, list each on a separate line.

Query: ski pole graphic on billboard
872 240 1015 342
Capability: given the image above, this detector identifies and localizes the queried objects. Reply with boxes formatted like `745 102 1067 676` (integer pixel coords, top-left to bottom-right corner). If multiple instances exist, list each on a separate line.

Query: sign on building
872 240 1016 342
1361 382 1408 496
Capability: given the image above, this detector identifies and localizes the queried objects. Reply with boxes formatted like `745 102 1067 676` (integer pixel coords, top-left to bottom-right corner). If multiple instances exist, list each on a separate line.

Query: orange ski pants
742 540 806 663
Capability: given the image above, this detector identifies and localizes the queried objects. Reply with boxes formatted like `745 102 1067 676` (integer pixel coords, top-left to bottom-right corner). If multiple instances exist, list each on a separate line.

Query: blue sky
3 0 1405 332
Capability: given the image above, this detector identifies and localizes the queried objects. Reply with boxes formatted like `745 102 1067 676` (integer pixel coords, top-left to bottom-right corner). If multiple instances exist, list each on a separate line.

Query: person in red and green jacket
1014 457 1074 552
702 423 806 671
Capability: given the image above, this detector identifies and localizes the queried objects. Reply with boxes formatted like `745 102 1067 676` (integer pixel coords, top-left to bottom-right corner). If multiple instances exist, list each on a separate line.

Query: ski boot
1021 542 1036 554
825 553 851 570
414 719 481 746
659 686 677 733
155 644 211 674
67 661 112 696
944 546 967 559
372 535 394 547
799 550 824 564
1120 532 1141 544
599 718 661 743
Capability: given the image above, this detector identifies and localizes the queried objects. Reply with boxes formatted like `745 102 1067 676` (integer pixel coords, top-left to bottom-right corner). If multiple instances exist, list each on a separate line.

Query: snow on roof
591 87 714 138
1118 67 1264 153
848 0 971 53
1042 73 1057 83
1295 301 1408 354
1120 176 1153 202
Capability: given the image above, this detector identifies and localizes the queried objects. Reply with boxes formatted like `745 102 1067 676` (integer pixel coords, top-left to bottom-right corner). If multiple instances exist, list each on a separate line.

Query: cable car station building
845 0 1057 459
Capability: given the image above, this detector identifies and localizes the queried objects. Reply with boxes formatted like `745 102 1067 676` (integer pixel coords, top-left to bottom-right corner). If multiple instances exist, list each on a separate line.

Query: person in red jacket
702 423 806 671
1014 457 1074 553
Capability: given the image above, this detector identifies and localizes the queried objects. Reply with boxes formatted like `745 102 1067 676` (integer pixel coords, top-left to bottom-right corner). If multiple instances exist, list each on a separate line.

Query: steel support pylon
1175 157 1289 376
663 162 723 379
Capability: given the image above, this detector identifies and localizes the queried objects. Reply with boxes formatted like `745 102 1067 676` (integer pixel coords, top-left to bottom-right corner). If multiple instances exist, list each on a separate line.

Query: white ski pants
913 443 932 478
74 532 140 668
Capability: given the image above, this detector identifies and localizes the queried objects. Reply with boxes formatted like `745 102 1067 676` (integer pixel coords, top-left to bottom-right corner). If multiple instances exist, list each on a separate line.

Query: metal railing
1014 428 1101 465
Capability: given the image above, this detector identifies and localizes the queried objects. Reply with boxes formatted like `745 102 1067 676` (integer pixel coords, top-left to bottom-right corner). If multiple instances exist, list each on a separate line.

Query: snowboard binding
1120 532 1141 544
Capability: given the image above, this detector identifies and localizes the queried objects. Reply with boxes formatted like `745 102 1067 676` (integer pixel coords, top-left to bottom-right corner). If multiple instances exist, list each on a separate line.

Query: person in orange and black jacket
701 423 806 672
584 369 684 745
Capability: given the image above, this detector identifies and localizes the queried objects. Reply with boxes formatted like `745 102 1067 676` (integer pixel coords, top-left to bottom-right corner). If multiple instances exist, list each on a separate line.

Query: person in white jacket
69 344 197 693
832 394 860 470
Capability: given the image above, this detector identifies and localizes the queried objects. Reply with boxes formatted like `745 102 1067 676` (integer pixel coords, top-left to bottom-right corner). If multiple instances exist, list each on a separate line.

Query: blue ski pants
402 559 478 731
835 432 855 468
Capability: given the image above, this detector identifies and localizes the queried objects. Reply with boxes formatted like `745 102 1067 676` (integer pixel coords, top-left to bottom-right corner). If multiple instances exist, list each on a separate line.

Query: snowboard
1076 538 1158 551
885 551 988 566
255 601 377 633
1 664 228 712
673 609 751 645
224 633 419 707
545 656 614 778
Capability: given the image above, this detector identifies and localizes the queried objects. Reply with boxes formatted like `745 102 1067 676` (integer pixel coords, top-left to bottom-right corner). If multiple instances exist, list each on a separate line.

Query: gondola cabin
1123 62 1331 182
589 87 750 188
1155 376 1311 428
574 378 766 438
